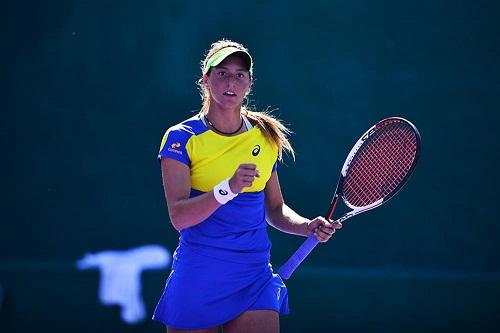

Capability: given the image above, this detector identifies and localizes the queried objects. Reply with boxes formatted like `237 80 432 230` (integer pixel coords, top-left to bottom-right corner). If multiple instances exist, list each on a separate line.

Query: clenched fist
228 163 260 193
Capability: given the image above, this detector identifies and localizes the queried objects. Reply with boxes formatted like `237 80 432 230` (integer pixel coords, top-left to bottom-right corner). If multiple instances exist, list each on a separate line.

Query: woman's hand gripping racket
278 117 421 280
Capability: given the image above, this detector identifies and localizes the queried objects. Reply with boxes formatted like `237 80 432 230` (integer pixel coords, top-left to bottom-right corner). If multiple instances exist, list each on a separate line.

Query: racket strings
346 124 416 204
347 127 415 203
343 122 417 207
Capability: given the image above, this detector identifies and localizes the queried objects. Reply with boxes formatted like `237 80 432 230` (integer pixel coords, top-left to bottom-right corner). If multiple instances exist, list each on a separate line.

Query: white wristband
213 178 238 204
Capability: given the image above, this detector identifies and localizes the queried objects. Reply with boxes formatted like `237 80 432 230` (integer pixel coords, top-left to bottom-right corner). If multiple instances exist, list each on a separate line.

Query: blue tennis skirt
152 245 289 329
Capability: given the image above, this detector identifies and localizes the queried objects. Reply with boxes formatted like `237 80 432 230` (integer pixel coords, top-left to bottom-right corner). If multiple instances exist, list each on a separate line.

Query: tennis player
152 39 342 333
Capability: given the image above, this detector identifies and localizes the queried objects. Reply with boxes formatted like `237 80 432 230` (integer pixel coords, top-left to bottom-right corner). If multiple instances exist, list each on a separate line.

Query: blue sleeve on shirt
158 125 193 167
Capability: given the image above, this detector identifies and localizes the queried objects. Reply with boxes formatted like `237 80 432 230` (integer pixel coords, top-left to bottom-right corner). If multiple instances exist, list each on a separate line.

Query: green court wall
1 1 499 332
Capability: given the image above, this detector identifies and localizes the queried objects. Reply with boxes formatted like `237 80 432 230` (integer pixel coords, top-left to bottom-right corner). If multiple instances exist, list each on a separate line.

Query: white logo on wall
76 244 171 324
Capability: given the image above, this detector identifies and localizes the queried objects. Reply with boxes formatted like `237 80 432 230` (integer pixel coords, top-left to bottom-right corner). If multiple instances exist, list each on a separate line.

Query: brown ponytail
242 108 295 161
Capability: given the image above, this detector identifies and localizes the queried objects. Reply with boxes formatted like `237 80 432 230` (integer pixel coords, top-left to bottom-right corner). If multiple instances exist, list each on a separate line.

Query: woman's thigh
222 310 279 333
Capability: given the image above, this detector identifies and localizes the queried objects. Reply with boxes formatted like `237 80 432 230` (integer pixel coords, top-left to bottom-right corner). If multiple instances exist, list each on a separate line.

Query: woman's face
204 54 252 111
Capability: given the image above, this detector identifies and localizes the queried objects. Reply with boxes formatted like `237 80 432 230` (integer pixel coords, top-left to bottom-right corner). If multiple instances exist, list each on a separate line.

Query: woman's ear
202 74 209 86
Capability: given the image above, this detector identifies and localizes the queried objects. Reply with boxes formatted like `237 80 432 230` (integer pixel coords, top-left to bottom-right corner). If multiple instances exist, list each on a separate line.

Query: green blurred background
1 0 499 332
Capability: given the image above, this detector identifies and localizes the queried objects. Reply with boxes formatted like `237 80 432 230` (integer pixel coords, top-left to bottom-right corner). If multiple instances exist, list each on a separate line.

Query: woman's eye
217 71 226 77
237 73 245 78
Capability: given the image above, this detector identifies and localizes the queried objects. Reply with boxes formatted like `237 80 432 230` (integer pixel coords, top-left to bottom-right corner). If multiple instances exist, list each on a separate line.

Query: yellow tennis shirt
158 113 278 263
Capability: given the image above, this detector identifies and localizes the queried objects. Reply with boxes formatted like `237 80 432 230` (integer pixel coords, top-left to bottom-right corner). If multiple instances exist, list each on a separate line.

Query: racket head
338 117 421 210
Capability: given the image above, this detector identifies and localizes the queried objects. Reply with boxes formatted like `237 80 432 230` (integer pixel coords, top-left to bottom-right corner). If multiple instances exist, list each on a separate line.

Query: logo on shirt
277 287 281 300
167 142 182 155
252 145 261 156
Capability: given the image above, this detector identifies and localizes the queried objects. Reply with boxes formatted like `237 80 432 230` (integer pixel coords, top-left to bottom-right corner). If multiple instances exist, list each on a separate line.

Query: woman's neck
205 106 245 135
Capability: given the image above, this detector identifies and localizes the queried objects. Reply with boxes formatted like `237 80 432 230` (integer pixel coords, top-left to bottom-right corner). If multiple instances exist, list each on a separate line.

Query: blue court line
1 261 499 281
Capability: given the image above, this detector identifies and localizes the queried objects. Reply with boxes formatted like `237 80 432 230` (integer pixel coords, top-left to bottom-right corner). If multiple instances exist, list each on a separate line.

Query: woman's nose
225 74 238 85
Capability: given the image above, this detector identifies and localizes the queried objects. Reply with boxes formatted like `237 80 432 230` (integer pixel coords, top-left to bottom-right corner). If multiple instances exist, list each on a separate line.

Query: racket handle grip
278 235 319 280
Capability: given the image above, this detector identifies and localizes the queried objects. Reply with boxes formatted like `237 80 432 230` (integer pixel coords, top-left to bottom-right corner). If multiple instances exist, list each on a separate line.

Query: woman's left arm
264 171 342 242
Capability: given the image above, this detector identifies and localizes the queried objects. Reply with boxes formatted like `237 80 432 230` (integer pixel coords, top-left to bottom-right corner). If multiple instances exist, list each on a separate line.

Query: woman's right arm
161 157 221 231
161 158 259 231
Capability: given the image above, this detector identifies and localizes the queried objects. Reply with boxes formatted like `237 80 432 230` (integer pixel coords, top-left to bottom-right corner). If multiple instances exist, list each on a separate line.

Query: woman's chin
215 100 243 111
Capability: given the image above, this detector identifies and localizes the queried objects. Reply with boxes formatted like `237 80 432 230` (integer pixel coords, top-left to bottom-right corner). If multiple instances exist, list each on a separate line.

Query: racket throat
326 195 339 220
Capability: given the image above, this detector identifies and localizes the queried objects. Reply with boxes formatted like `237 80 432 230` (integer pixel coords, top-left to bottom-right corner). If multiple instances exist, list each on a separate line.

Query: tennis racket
278 117 421 280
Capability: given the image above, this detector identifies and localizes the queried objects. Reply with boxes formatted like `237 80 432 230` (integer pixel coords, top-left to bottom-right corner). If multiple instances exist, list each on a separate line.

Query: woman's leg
222 310 279 333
